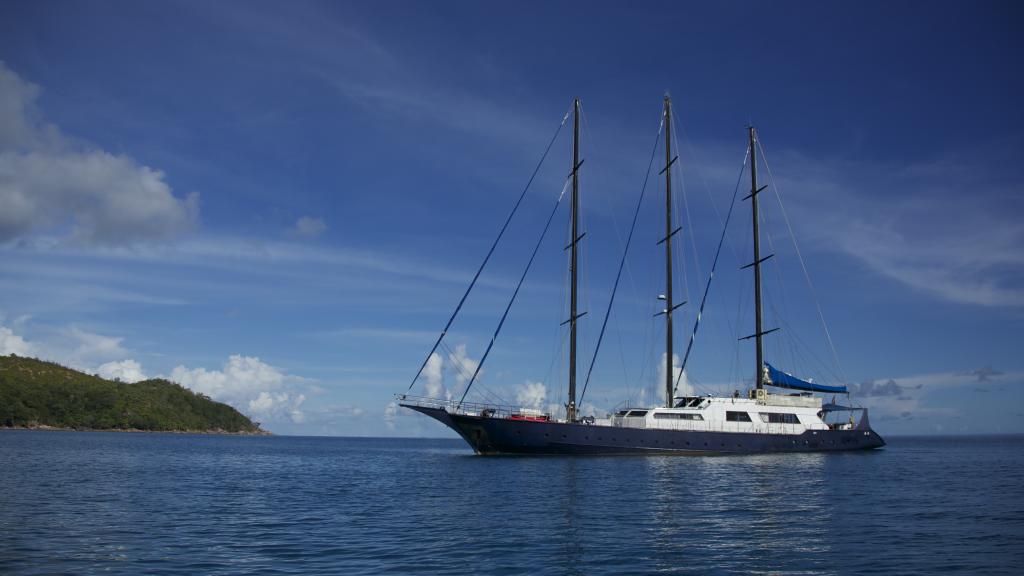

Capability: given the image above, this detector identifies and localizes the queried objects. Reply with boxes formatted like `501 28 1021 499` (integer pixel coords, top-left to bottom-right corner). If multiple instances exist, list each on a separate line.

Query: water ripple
1 432 1021 575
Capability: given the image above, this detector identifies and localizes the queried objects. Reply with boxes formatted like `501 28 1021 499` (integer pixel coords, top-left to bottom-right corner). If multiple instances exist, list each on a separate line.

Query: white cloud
422 352 448 400
578 401 605 418
97 359 147 383
249 391 306 423
292 216 327 238
656 353 693 400
0 324 34 356
447 343 480 389
515 381 547 410
170 355 306 423
0 62 198 245
384 401 400 430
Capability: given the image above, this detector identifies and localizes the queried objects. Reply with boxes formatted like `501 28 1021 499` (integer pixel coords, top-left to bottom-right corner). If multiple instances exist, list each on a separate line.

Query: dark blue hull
406 405 886 455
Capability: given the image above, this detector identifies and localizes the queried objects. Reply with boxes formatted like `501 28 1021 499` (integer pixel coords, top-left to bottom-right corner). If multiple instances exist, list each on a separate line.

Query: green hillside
0 355 265 434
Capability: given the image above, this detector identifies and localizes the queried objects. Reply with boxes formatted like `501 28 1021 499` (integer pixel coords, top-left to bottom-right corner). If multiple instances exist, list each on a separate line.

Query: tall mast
749 126 765 390
567 98 580 422
662 95 675 407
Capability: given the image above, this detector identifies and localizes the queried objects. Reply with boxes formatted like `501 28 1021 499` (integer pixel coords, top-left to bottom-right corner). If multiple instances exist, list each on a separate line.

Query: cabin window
654 413 704 421
726 411 752 422
625 410 649 417
760 413 801 424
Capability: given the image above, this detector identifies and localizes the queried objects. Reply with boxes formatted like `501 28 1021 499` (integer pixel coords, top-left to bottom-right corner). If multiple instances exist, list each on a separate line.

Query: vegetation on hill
0 355 265 434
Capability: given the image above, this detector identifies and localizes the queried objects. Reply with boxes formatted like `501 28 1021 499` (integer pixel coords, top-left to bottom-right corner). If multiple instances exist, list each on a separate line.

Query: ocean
1 431 1021 575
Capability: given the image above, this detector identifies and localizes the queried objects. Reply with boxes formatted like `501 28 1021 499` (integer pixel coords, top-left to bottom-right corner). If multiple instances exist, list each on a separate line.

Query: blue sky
1 0 1021 436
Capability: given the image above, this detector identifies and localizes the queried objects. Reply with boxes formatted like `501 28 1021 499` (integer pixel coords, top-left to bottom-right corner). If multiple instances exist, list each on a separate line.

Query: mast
567 98 580 422
749 126 764 390
662 95 675 407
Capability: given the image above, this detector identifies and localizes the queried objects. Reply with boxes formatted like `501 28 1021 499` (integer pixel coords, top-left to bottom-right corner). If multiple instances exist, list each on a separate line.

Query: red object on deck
509 414 549 422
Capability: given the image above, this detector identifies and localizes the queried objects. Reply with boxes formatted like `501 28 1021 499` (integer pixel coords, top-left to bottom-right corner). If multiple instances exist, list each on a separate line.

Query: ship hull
406 405 885 455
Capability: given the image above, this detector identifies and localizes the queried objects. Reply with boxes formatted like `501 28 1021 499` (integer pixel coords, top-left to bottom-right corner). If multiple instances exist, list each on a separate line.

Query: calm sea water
1 431 1022 575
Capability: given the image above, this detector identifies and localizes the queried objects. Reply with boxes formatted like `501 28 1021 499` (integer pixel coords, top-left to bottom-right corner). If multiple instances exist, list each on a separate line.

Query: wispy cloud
757 139 1024 307
7 235 498 288
319 327 440 343
329 78 555 151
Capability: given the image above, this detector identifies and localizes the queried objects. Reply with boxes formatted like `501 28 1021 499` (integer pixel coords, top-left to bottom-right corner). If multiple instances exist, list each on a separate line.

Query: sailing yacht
398 96 885 454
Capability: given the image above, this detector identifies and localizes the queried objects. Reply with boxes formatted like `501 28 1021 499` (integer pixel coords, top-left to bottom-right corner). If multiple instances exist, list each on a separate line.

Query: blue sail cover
765 363 848 394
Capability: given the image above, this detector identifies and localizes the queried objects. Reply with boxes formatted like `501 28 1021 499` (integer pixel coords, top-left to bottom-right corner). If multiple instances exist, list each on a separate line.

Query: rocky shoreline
1 424 272 436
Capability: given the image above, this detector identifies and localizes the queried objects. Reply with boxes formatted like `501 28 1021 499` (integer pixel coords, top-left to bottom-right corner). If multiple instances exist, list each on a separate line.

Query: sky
0 0 1021 436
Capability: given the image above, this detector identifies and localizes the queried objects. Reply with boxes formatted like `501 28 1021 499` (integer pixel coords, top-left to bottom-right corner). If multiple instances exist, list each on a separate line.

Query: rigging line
458 179 571 407
440 341 503 406
577 101 626 248
757 138 846 383
769 305 843 384
671 113 702 297
674 164 693 340
407 104 572 392
439 342 474 387
581 100 648 369
733 218 753 388
678 114 743 268
673 145 749 396
578 120 663 407
762 214 840 383
761 212 794 370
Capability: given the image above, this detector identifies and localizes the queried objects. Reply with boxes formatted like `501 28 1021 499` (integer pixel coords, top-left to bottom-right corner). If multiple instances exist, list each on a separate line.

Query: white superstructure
595 391 845 435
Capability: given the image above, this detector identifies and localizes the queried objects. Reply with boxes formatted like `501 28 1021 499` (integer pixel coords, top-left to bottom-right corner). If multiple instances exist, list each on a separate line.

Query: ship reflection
643 453 835 572
556 458 585 576
549 452 844 573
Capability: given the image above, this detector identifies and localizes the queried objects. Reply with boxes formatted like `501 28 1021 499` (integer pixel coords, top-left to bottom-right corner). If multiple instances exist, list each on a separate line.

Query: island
0 355 267 434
